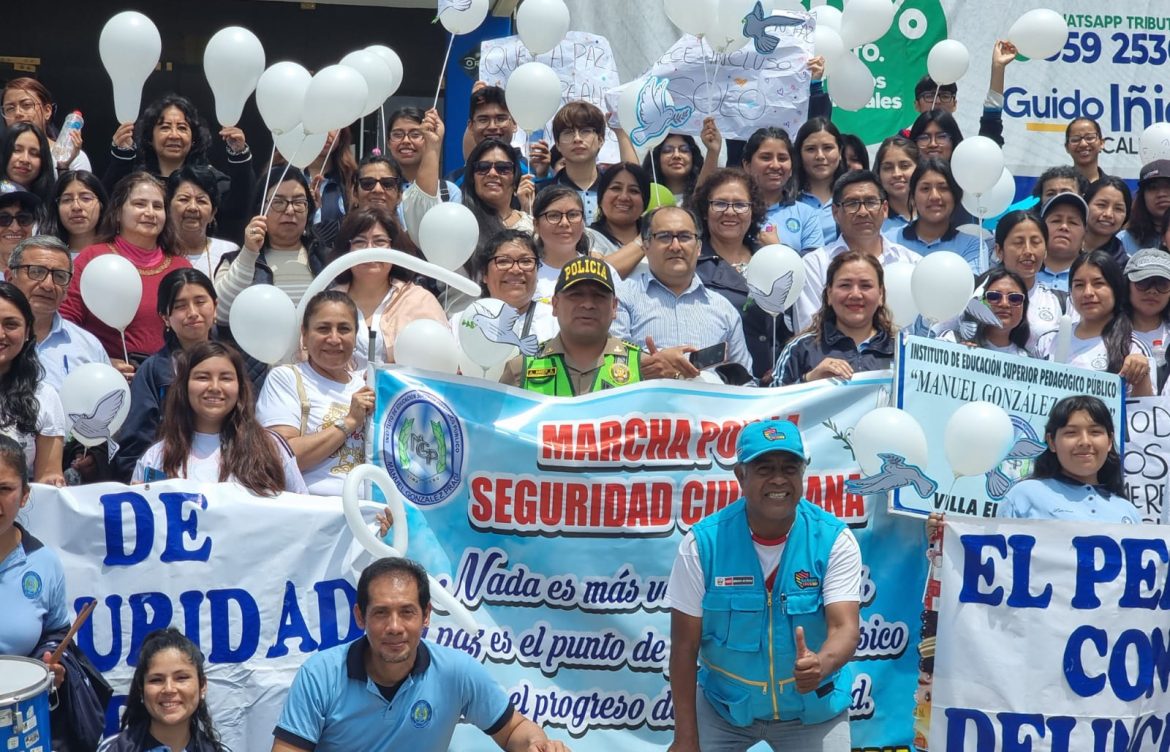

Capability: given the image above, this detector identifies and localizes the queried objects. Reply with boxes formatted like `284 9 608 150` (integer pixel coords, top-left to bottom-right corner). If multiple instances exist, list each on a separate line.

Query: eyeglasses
389 129 425 143
914 132 953 146
11 264 71 286
1134 277 1170 293
58 193 98 207
269 197 309 213
558 127 599 143
650 230 697 245
917 91 956 104
710 200 751 215
1 100 39 117
490 256 538 271
356 177 400 192
1067 134 1100 146
539 209 584 225
661 144 692 156
835 198 884 214
472 160 515 176
983 290 1026 306
0 211 35 228
473 114 512 128
349 238 393 249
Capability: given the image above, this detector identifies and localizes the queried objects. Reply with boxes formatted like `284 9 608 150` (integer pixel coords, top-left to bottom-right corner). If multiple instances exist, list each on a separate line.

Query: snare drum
0 656 52 752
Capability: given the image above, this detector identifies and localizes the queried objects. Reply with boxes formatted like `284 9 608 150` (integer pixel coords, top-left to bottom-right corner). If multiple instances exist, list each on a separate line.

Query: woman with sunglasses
464 138 534 232
1123 249 1170 391
940 269 1033 357
1036 250 1152 396
52 170 108 254
0 191 39 271
328 208 447 370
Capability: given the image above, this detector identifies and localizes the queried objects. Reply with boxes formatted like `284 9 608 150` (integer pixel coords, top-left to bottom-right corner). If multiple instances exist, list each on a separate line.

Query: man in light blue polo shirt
272 558 570 752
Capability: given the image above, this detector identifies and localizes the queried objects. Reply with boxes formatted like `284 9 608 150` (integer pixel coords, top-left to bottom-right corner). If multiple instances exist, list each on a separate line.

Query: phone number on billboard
1051 31 1170 64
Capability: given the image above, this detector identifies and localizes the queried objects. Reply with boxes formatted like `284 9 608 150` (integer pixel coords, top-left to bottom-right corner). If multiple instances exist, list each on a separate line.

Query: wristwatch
331 417 350 434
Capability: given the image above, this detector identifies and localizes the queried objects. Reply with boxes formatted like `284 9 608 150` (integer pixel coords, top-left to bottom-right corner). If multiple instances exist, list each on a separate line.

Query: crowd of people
0 15 1165 752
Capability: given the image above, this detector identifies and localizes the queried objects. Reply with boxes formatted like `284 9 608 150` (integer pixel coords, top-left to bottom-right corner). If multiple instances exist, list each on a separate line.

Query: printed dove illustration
957 296 1005 341
984 415 1047 499
742 1 804 55
471 304 540 356
437 0 473 15
68 390 125 443
630 77 694 148
747 270 794 315
845 453 938 498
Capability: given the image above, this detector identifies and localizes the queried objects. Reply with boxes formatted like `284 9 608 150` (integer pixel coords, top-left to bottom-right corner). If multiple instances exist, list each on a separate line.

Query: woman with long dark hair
0 282 64 484
1118 162 1170 254
1 122 55 205
97 627 227 752
1036 250 1152 395
52 170 108 253
990 211 1066 345
886 158 983 272
1082 177 1131 267
462 138 533 234
133 341 305 494
793 117 847 245
739 125 824 253
532 187 621 297
104 94 255 240
2 76 89 171
642 133 707 205
940 269 1033 357
875 136 920 234
997 395 1137 522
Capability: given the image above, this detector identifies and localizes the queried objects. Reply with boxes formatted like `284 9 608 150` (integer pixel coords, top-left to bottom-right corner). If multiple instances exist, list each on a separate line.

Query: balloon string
319 133 340 180
650 155 659 188
434 34 456 111
260 142 277 214
931 84 940 110
699 36 713 110
379 105 387 152
263 160 294 215
120 330 129 365
770 314 778 377
359 113 366 158
978 214 987 275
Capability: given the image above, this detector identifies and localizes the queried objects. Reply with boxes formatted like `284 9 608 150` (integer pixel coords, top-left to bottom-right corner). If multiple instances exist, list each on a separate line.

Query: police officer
500 256 641 395
666 419 862 751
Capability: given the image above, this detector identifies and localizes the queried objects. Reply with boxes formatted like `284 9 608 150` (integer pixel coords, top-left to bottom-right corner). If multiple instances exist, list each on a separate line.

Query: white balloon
814 27 845 68
944 401 1014 477
911 251 975 322
1007 8 1069 61
99 11 161 124
1140 122 1170 164
839 0 895 49
203 27 265 127
256 62 312 136
883 262 918 328
229 285 298 365
366 46 404 100
394 319 460 373
851 408 928 476
302 64 368 135
664 0 718 36
811 5 843 33
340 50 395 117
80 254 142 331
439 0 489 35
458 348 507 381
950 136 1004 196
60 363 133 448
828 53 874 111
744 244 804 314
505 62 563 131
458 299 521 369
961 167 1016 219
418 203 480 272
516 0 571 55
927 39 969 86
274 124 330 170
341 465 477 631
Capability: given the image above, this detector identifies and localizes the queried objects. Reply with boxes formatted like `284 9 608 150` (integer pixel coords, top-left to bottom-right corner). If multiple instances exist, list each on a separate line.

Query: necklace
107 242 174 277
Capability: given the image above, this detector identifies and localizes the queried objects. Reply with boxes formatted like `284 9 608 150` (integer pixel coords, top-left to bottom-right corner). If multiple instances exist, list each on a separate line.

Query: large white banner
22 482 381 752
931 517 1170 750
1125 397 1170 525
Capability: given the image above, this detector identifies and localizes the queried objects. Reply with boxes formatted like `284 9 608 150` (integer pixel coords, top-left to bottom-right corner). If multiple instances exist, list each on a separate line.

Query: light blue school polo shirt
997 476 1141 524
0 525 69 657
763 201 826 254
274 638 512 751
797 190 839 245
884 222 986 274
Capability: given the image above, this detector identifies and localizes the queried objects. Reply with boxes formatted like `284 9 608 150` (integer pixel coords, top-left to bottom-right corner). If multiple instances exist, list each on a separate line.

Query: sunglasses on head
472 160 515 176
983 291 1026 306
0 211 34 228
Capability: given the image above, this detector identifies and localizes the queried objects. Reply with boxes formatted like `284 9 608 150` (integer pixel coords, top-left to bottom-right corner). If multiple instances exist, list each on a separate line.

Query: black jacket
773 320 895 386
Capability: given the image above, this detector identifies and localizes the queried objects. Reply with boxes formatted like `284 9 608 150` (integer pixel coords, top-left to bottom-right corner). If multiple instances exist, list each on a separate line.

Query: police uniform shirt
274 639 512 752
0 525 69 657
500 334 635 395
997 476 1141 524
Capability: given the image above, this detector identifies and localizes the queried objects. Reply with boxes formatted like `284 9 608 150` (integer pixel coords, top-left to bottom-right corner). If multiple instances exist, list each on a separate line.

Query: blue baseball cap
736 420 808 464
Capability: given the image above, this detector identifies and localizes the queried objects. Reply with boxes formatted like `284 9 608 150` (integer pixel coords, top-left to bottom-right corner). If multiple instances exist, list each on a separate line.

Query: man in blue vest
667 419 861 751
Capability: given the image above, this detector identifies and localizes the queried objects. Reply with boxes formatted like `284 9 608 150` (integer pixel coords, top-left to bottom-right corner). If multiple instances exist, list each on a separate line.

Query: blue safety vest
692 498 851 727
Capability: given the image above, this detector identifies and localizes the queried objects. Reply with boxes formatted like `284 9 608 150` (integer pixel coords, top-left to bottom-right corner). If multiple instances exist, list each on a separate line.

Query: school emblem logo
1038 308 1054 321
383 390 464 506
22 571 42 598
785 217 801 234
794 570 820 589
409 700 433 728
1091 354 1108 370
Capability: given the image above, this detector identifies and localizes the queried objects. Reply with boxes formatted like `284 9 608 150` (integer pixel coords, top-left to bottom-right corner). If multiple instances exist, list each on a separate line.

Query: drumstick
48 599 97 664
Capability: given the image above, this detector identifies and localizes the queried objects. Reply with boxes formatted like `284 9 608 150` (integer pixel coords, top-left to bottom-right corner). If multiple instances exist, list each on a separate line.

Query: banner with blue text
371 369 925 750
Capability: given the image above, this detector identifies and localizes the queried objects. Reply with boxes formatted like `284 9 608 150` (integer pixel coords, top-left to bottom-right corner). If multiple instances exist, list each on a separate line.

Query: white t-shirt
937 329 1031 358
131 431 308 494
667 525 862 617
1036 329 1150 372
535 259 622 303
186 237 240 279
256 362 365 496
1 383 66 472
